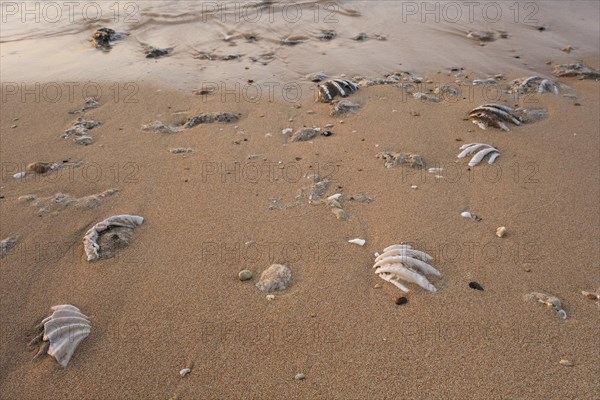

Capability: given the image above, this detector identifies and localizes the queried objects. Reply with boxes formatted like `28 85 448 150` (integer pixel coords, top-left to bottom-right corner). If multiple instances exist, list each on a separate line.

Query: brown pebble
524 268 531 272
395 297 408 305
559 359 574 367
574 102 581 106
11 125 17 129
585 293 597 300
561 45 573 53
27 162 51 174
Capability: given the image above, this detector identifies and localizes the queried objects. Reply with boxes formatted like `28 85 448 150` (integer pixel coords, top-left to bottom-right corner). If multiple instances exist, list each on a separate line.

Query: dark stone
146 47 170 59
395 297 408 305
186 112 239 128
469 281 484 291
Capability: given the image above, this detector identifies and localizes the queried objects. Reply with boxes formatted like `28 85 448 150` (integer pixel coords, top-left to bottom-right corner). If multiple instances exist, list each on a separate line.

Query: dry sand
1 1 599 399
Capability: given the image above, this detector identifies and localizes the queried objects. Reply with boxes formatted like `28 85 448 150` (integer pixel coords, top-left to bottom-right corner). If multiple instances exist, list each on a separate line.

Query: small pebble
469 281 484 291
11 125 17 129
322 130 332 137
266 294 275 301
559 359 573 367
238 270 253 281
180 368 191 377
373 283 382 289
496 226 507 238
325 123 334 128
395 296 408 306
295 373 305 380
524 268 531 272
561 45 573 53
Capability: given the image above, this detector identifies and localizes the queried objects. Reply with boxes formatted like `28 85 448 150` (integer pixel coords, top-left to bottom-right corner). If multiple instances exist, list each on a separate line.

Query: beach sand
1 1 599 399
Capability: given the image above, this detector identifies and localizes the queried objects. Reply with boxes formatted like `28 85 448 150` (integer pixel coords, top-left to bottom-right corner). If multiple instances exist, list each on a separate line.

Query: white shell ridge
457 143 500 167
35 305 91 368
83 214 144 261
348 238 366 246
373 244 440 292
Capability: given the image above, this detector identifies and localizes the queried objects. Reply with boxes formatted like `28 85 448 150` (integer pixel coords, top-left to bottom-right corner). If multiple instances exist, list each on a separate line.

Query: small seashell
496 226 507 238
13 172 26 179
180 368 191 377
461 211 472 219
348 238 366 246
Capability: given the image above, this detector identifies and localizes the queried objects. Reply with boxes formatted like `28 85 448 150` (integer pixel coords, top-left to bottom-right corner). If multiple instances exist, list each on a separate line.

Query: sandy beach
1 1 599 399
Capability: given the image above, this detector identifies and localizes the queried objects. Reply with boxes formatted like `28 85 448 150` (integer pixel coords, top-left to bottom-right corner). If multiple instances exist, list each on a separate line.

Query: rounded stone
256 264 292 292
238 270 253 281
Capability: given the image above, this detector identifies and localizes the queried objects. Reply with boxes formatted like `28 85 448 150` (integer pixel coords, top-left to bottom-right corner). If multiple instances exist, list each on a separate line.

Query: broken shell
266 294 275 301
180 368 191 377
457 143 500 166
317 79 359 103
295 373 306 380
83 215 144 261
327 193 342 201
526 292 568 319
496 227 507 238
348 238 366 246
559 359 574 367
27 162 52 174
332 207 349 221
582 289 600 301
13 172 26 179
461 211 472 219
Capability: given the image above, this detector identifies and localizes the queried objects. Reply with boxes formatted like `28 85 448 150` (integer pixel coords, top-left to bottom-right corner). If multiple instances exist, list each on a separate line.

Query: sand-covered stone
256 264 292 292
